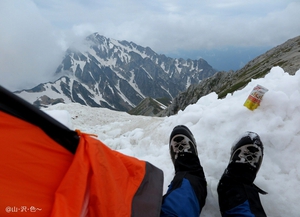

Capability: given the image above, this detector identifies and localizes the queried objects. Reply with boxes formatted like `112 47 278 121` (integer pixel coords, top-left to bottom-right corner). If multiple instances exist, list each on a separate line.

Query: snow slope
44 66 300 216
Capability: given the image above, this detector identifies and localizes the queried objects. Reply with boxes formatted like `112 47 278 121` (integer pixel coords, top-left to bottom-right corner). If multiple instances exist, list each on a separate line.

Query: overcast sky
1 0 300 91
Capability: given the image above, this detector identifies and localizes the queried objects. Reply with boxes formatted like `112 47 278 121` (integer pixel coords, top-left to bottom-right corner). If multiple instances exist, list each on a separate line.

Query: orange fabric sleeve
50 132 146 217
0 111 74 216
0 111 150 217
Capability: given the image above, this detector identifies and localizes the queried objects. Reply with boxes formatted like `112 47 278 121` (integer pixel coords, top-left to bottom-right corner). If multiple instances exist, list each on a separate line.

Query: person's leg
217 132 267 217
161 125 207 217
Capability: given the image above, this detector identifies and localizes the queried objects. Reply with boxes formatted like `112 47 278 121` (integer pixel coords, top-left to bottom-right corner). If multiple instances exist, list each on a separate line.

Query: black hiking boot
165 125 207 211
217 131 267 217
227 131 264 184
169 125 198 165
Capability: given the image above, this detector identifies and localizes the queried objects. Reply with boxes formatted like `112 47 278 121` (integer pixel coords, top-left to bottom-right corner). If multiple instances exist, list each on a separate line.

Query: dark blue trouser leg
161 153 207 217
161 177 200 217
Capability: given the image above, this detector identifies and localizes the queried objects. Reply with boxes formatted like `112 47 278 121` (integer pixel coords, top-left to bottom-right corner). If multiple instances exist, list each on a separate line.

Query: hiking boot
165 125 207 213
217 132 267 216
169 125 198 165
226 131 264 183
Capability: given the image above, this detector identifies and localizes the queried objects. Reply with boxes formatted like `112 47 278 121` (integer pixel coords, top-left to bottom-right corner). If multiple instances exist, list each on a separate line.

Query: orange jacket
0 110 163 216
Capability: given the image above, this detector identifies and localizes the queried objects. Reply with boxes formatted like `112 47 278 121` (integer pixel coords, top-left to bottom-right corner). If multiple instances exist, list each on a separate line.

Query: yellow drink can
244 85 268 111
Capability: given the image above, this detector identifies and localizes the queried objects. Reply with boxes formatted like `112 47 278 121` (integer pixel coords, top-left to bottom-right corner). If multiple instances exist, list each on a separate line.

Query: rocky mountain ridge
155 35 300 116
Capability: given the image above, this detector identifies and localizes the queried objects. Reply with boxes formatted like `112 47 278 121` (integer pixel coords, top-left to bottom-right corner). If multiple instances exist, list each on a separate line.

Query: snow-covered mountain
16 33 216 111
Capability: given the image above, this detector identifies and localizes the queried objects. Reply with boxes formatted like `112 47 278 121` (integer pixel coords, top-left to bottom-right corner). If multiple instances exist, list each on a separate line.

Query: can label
244 85 268 110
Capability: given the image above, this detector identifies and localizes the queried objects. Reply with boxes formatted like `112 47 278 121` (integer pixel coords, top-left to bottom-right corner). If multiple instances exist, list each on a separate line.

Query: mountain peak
16 33 217 111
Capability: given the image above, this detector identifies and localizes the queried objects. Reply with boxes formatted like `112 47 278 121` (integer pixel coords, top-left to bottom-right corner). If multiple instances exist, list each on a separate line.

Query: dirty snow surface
45 66 300 216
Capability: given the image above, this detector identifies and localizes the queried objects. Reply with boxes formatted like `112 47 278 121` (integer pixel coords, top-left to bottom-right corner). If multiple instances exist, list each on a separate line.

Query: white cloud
0 0 300 91
0 0 64 91
29 0 300 51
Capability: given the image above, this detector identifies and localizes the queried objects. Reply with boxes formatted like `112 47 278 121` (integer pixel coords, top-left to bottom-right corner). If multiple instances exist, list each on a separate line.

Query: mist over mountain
167 46 272 71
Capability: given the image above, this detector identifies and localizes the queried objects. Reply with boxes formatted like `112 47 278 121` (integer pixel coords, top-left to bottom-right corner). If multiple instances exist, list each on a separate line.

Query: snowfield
44 66 300 217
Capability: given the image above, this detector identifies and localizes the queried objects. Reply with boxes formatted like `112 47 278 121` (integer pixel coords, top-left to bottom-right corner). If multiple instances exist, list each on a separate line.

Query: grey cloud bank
1 0 300 91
